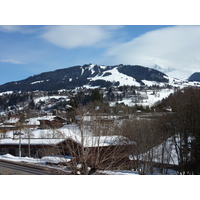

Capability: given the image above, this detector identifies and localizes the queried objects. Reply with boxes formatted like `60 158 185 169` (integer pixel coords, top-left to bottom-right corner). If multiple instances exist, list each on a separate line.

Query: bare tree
40 105 134 175
120 117 168 174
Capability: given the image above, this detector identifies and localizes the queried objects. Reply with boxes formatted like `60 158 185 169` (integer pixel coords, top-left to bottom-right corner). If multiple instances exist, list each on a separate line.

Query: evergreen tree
91 89 103 103
158 87 200 174
7 111 11 120
28 99 35 110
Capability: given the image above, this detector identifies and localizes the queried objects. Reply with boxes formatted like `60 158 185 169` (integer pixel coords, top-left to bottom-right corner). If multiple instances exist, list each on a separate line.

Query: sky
0 0 200 85
1 0 199 195
1 24 200 85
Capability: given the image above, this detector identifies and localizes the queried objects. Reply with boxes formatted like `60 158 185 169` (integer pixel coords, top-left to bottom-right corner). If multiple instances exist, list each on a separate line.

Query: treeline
154 87 200 174
0 92 33 111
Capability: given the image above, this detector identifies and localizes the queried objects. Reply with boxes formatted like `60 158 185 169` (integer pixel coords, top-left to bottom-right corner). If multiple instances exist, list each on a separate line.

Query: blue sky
1 25 200 84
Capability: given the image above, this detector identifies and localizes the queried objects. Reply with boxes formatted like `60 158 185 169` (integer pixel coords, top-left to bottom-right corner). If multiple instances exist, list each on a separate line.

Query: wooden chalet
37 116 67 129
0 135 135 170
0 138 65 158
23 118 40 129
0 116 22 131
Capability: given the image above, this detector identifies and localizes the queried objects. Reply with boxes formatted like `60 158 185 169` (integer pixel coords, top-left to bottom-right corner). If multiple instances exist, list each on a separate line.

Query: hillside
0 64 169 92
188 72 200 82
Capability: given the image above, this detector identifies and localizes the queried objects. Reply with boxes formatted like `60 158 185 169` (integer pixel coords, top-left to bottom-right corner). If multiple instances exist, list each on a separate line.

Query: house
37 116 67 129
54 131 135 170
0 116 21 131
0 138 65 158
0 123 135 170
23 118 40 129
0 132 135 170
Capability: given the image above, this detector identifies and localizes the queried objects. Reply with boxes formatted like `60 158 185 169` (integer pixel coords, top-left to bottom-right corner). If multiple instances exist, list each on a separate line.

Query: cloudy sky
0 25 200 84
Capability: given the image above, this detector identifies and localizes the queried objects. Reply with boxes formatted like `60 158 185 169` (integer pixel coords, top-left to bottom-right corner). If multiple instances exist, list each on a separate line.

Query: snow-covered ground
0 153 140 175
0 153 177 175
0 153 44 164
34 95 70 104
99 170 139 175
88 67 141 87
133 136 182 167
41 155 72 164
0 91 13 96
110 88 174 107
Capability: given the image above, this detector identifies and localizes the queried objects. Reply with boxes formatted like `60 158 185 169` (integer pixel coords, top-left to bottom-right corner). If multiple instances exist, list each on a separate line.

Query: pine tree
91 89 103 103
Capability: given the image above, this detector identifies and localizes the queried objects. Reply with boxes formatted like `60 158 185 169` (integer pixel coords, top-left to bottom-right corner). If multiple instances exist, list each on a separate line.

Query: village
0 110 139 175
0 84 199 175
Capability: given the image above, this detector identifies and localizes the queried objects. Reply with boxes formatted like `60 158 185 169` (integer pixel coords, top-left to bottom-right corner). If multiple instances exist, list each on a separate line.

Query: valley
0 63 200 175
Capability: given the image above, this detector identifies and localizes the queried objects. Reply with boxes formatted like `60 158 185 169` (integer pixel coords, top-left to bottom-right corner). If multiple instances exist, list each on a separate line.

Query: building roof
0 134 133 148
0 138 65 145
0 124 134 147
37 115 66 122
58 125 134 147
3 116 20 124
24 118 40 126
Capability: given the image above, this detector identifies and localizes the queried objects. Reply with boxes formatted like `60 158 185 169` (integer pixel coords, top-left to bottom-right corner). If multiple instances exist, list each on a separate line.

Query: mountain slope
0 64 169 92
188 72 200 82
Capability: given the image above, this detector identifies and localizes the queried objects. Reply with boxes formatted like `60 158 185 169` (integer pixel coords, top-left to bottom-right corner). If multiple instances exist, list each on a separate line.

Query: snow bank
0 153 45 164
41 155 72 164
98 170 139 175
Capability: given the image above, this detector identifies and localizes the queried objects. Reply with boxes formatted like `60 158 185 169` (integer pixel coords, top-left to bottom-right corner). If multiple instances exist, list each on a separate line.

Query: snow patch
142 80 167 87
0 153 45 164
41 155 72 164
88 68 140 87
99 170 139 175
88 64 95 74
0 91 13 96
31 80 44 85
34 95 70 104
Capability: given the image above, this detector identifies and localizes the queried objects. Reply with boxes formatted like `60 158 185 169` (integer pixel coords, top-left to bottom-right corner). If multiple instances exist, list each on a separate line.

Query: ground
0 153 141 175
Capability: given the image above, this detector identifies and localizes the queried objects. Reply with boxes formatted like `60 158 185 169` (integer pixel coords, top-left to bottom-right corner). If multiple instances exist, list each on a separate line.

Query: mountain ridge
188 72 200 82
0 64 189 92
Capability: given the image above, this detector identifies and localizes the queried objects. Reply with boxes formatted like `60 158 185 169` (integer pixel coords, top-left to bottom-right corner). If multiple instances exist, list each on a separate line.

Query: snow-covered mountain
0 64 170 92
0 63 199 93
188 72 200 82
151 64 199 80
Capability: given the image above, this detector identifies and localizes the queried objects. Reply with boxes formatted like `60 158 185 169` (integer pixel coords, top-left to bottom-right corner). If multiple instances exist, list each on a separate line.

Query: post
19 131 21 157
28 129 31 157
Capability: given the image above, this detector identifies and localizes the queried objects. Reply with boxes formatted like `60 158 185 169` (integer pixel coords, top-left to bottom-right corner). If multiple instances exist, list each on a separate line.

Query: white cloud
39 25 122 49
0 58 26 64
105 26 200 75
0 25 39 34
0 25 22 33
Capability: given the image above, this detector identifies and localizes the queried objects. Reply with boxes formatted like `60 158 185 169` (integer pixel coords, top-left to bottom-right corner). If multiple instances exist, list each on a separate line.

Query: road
0 160 57 175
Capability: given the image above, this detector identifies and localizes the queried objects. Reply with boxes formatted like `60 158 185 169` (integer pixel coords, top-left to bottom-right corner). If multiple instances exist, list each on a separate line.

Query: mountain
151 65 190 81
0 64 169 92
188 72 200 82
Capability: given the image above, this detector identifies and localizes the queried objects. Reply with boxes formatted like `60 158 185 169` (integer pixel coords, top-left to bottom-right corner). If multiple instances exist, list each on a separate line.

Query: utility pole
19 131 21 157
28 129 30 157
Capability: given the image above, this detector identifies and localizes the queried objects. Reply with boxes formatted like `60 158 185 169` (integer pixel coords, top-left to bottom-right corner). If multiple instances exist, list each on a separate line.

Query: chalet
60 135 135 170
37 116 67 129
0 134 135 169
23 118 40 129
0 138 64 158
0 116 21 131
